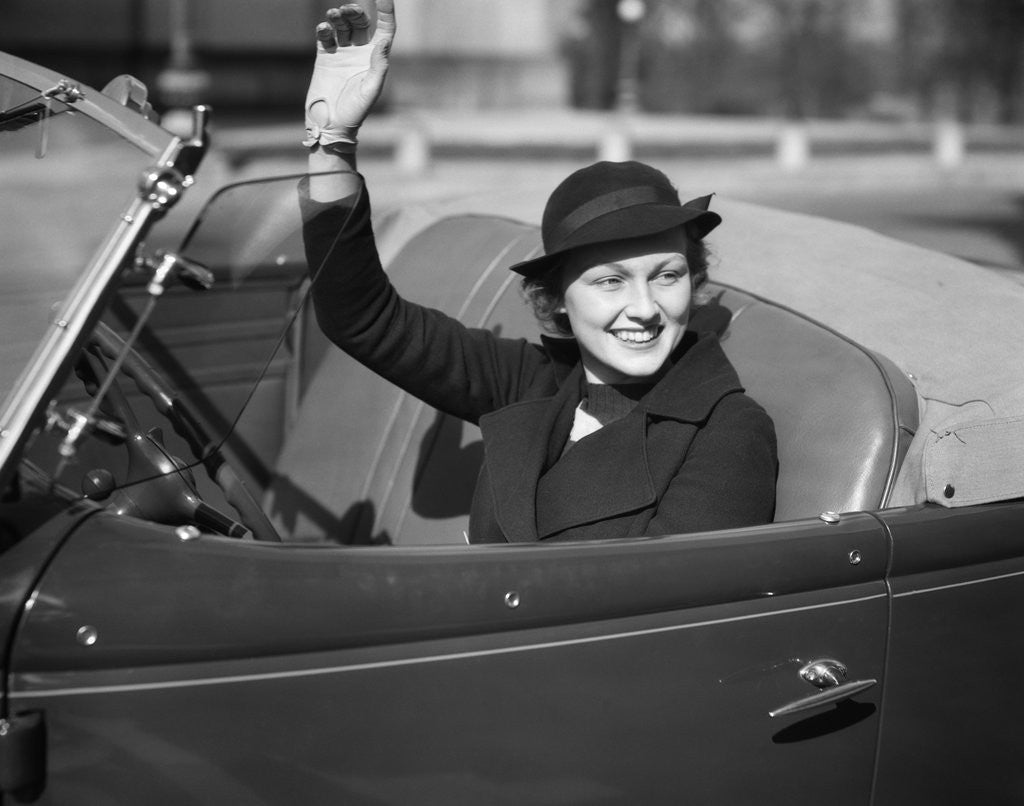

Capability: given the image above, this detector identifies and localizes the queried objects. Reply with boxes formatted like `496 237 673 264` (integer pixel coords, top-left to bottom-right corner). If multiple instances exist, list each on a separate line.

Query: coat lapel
534 410 655 539
479 363 583 543
642 332 744 421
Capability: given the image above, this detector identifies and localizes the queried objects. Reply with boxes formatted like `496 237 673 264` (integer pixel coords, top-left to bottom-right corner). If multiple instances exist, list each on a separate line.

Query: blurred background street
208 110 1024 284
3 0 1023 280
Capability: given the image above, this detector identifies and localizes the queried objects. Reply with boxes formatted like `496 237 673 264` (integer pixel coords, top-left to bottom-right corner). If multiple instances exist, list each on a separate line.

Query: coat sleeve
645 393 778 535
302 180 553 425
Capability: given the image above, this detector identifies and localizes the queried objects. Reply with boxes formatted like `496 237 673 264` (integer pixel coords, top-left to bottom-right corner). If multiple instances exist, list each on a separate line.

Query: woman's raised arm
304 2 396 200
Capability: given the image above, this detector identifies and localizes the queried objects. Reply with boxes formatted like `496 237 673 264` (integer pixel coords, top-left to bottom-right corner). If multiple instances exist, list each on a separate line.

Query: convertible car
3 53 1024 805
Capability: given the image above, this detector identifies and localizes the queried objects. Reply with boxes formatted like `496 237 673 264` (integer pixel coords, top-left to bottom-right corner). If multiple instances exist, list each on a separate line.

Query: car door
6 510 888 805
872 500 1024 804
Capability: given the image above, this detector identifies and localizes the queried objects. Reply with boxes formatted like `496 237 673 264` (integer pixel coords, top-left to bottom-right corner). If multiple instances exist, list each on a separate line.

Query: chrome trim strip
892 566 1024 598
10 592 885 699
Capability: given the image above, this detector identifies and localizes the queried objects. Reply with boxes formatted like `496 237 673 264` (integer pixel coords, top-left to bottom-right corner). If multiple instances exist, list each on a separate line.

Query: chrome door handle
769 659 877 718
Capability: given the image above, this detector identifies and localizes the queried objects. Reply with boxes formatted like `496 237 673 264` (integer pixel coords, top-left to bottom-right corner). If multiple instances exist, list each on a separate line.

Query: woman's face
560 228 693 385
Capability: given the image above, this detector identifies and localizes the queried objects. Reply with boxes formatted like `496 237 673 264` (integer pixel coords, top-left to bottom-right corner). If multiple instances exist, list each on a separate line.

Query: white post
598 126 633 162
157 0 210 136
395 121 431 175
933 119 965 170
776 123 810 171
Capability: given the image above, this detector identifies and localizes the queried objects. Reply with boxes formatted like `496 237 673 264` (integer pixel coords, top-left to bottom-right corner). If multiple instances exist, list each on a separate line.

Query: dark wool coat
303 184 778 543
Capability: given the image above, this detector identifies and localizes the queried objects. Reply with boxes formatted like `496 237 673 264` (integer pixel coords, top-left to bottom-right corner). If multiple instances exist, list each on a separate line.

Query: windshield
17 173 319 542
0 73 154 409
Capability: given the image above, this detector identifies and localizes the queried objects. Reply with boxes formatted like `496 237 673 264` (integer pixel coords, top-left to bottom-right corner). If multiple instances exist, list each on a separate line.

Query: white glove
303 2 396 151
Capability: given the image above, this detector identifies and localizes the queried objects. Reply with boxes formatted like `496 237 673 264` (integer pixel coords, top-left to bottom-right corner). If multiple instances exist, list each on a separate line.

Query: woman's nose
624 283 660 321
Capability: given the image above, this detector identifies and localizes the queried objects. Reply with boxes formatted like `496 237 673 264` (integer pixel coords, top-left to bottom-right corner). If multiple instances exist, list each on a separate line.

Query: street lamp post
156 0 210 134
600 0 646 162
616 0 646 113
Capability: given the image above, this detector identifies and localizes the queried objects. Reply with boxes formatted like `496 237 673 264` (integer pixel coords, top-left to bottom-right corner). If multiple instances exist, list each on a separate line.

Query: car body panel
0 502 100 668
8 512 889 803
872 501 1024 803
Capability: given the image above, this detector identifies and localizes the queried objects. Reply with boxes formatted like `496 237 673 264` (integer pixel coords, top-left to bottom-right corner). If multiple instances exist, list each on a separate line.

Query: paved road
744 183 1024 277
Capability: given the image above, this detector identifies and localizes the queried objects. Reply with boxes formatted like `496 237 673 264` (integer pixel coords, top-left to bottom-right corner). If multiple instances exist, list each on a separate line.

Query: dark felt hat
509 160 722 278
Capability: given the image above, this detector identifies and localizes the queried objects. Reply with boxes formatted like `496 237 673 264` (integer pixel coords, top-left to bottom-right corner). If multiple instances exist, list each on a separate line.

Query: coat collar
541 331 743 424
642 332 744 422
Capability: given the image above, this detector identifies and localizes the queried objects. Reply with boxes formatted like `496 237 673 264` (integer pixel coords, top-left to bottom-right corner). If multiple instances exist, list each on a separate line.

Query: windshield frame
0 52 173 155
0 51 197 492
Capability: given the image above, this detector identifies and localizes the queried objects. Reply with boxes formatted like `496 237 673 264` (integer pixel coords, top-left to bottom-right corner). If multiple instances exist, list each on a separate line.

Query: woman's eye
653 271 682 285
595 276 624 288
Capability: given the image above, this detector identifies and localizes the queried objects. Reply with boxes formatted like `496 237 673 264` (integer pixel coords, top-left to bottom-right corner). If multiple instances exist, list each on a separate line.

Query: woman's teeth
613 328 659 344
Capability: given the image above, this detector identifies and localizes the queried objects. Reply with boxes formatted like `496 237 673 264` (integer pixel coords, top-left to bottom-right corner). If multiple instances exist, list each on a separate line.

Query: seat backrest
265 214 917 544
708 286 917 519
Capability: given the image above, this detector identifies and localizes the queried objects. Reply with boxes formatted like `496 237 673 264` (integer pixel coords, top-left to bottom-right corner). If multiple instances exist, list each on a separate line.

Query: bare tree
900 0 1024 122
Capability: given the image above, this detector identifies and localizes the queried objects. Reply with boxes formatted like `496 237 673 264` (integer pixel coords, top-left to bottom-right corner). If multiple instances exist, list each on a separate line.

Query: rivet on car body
76 625 98 646
176 525 201 542
819 511 840 524
944 484 955 499
504 591 521 609
849 550 862 565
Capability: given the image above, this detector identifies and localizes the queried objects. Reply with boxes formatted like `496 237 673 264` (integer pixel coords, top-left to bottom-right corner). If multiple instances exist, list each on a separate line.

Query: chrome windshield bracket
138 104 210 214
139 251 214 296
138 166 192 213
41 79 85 105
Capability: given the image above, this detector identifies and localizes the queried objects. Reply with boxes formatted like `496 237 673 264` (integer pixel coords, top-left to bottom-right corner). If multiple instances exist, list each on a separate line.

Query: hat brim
510 204 722 278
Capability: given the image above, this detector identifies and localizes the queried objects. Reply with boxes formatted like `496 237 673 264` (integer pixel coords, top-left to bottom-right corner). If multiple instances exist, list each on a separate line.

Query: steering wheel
81 322 281 542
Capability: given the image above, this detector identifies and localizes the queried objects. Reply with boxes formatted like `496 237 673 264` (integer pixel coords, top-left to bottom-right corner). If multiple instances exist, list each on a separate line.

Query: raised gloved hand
303 1 396 152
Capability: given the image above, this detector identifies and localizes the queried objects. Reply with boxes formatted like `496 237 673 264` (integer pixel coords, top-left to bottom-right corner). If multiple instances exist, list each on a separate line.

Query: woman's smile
611 325 664 345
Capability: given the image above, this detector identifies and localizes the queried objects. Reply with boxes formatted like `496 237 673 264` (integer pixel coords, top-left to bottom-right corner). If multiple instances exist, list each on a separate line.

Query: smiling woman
300 1 777 542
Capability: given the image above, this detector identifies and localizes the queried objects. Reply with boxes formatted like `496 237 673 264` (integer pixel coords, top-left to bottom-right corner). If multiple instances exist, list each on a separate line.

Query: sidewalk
210 111 1024 206
212 107 1024 181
